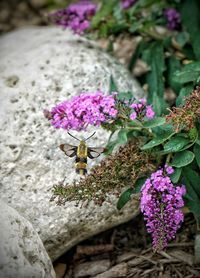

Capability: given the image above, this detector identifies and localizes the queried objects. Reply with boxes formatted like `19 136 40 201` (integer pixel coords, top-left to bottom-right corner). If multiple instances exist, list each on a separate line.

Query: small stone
73 260 110 277
54 263 67 278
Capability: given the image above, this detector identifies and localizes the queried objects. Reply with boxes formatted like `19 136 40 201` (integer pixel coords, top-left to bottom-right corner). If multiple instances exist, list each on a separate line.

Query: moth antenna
67 132 80 141
85 132 96 141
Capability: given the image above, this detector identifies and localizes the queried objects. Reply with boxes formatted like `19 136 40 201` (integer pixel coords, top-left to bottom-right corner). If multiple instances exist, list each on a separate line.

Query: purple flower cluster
44 92 118 131
49 0 97 34
129 98 155 120
140 165 186 252
164 8 181 30
121 0 137 9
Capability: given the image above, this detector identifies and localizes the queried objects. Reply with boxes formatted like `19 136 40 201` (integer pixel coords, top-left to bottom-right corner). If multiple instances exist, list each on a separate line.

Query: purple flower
121 0 137 9
164 8 181 30
140 166 185 252
49 0 97 34
165 164 174 175
146 105 155 119
130 111 137 120
129 99 155 121
44 92 118 131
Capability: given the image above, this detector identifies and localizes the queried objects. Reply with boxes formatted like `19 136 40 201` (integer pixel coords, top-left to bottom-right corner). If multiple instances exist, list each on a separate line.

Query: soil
53 213 200 277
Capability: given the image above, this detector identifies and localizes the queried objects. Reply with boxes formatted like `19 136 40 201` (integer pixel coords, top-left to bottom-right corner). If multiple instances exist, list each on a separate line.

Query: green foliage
141 42 166 116
173 62 200 84
142 117 166 128
170 150 195 168
162 136 190 153
117 177 147 210
194 144 200 168
87 0 200 118
117 188 134 210
109 75 118 93
184 167 200 227
141 131 175 150
176 85 193 106
181 0 200 60
50 0 200 233
170 167 182 183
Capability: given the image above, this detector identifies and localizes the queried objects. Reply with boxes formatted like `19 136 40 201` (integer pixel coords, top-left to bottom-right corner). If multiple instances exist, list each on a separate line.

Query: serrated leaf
117 188 134 210
181 0 200 60
141 131 175 150
163 136 190 153
142 117 166 128
170 168 182 183
194 144 200 169
170 150 195 168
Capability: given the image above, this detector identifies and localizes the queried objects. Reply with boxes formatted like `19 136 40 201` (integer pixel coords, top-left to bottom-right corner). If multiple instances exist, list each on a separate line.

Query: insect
60 132 105 175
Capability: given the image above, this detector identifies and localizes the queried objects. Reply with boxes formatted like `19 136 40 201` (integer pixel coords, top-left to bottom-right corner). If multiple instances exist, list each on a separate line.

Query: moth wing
60 144 77 157
87 147 105 159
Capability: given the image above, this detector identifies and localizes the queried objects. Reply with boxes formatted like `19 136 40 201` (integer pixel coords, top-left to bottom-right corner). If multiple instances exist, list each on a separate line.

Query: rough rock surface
0 27 143 260
0 200 56 278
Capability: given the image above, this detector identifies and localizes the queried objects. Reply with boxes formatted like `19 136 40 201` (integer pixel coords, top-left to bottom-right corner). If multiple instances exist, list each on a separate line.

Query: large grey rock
0 200 56 278
0 27 143 260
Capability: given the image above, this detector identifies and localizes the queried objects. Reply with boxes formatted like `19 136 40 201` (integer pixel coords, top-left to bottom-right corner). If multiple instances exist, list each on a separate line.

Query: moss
51 139 158 206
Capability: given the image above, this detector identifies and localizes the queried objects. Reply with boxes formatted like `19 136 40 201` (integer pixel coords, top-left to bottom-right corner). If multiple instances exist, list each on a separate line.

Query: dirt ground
53 213 200 277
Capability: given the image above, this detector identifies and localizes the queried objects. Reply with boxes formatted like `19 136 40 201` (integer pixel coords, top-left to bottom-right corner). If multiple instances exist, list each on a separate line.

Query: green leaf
184 177 200 226
117 129 128 145
152 95 168 116
175 31 190 48
117 188 134 210
129 40 148 71
194 144 200 169
116 91 133 101
91 0 118 28
109 75 118 93
142 117 166 128
167 56 182 94
163 136 190 153
141 131 175 150
188 127 198 141
181 0 200 60
170 168 182 183
104 140 117 155
141 42 166 115
184 167 200 199
132 177 147 193
176 84 193 106
173 62 200 84
170 150 195 168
